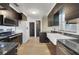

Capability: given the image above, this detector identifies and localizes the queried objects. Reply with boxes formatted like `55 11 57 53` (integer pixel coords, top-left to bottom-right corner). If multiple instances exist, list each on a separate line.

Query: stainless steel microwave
0 15 16 26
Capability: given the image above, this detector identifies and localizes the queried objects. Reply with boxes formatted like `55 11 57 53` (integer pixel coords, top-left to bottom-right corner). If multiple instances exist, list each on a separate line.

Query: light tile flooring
17 37 56 55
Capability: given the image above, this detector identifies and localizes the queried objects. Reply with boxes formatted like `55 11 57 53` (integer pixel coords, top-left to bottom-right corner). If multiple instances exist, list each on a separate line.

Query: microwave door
4 18 15 26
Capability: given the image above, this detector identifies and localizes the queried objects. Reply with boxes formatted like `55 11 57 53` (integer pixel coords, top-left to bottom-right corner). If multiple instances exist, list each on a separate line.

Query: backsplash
0 26 16 33
65 24 77 33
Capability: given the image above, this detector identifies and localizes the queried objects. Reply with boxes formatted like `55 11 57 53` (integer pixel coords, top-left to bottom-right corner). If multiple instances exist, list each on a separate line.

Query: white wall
16 17 41 43
41 16 52 32
16 21 29 43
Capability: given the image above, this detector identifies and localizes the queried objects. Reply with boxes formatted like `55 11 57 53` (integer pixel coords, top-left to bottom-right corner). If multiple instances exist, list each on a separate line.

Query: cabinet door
64 3 79 21
9 34 22 46
56 42 70 55
48 3 63 27
53 11 59 26
5 46 17 55
48 15 53 26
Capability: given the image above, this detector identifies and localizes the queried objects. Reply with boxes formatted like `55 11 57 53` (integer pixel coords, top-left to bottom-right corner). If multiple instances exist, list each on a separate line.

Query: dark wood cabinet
64 3 79 24
39 32 49 43
0 3 19 26
53 11 59 26
64 4 79 20
48 3 79 25
48 3 63 26
0 3 18 20
0 33 22 55
56 41 78 55
48 15 53 26
9 33 22 46
5 46 17 55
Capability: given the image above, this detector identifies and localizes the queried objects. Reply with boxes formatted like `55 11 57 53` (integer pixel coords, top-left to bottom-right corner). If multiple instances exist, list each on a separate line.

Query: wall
41 16 52 32
16 20 29 43
16 17 41 43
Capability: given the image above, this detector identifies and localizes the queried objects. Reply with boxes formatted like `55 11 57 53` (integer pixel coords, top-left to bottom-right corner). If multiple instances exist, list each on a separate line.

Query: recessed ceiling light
32 11 37 14
27 9 39 15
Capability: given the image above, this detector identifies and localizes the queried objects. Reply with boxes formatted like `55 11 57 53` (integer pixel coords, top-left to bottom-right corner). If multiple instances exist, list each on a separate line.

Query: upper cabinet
48 3 79 26
0 4 18 26
48 3 63 27
17 13 27 21
0 3 22 26
64 3 79 24
0 4 18 20
48 14 53 26
53 11 59 26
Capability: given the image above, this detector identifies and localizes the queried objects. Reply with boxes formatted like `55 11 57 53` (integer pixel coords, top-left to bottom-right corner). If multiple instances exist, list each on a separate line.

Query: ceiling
11 3 55 19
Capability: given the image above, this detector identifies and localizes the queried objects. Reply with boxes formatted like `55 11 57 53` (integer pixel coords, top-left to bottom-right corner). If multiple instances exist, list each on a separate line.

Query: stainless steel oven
3 18 16 26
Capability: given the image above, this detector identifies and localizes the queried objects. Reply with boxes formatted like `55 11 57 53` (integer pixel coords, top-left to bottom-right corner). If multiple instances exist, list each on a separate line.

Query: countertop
47 33 77 45
58 39 79 54
0 42 18 55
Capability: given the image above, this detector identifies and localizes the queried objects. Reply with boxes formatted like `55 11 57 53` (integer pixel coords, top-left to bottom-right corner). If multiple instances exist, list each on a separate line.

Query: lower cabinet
56 41 78 55
9 33 22 46
39 32 49 43
5 46 18 55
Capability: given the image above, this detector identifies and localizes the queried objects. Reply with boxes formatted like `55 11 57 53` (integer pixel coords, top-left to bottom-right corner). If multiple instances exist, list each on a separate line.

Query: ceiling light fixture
32 11 37 14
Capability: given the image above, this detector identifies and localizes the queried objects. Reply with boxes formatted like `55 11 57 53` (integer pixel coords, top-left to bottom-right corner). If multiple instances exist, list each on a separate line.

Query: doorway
29 22 35 37
36 20 40 37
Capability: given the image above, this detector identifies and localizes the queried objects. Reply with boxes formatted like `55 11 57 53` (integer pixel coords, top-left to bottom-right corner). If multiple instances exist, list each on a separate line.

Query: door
29 22 35 37
36 21 40 37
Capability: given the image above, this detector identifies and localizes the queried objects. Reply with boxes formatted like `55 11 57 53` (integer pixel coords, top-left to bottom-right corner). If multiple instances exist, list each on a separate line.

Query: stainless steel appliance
0 15 16 26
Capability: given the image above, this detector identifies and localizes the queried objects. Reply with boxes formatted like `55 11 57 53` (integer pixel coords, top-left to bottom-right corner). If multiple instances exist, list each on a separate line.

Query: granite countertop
0 42 18 55
58 39 79 54
47 33 77 45
0 32 22 40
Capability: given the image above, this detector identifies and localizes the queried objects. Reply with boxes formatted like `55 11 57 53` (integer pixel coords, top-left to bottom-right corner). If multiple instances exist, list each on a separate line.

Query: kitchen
0 3 79 55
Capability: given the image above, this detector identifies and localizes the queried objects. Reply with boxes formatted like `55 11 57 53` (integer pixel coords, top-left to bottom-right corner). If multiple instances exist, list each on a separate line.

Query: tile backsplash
0 26 16 33
65 24 77 33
